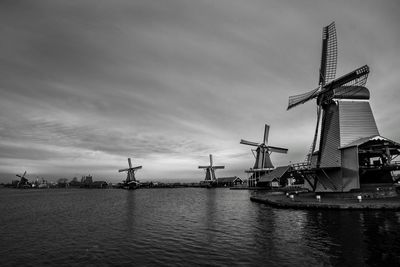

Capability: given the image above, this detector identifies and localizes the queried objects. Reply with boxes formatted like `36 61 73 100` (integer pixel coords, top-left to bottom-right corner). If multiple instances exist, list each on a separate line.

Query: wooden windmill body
241 124 288 187
288 22 400 192
198 154 224 187
118 158 142 189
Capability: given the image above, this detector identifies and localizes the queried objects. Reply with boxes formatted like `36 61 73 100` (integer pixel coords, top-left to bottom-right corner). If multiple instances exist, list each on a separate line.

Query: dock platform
250 191 400 210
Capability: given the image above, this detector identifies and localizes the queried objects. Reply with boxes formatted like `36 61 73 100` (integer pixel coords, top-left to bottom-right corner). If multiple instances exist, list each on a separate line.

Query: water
0 188 399 266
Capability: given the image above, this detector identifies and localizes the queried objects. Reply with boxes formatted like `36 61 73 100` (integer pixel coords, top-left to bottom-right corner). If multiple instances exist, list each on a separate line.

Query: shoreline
250 192 400 210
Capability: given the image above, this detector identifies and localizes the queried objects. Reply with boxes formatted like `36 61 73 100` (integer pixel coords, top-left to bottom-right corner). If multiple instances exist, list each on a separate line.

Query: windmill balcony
290 162 311 171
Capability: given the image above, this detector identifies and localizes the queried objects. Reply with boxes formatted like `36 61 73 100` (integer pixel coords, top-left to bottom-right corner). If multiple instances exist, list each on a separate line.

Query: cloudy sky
1 0 399 183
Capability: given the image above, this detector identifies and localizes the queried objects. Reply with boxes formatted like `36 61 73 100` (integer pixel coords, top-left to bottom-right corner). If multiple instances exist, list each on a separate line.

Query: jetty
250 184 400 210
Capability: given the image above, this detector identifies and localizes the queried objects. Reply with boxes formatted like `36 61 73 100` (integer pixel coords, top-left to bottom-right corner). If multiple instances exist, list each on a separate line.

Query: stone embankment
250 186 400 210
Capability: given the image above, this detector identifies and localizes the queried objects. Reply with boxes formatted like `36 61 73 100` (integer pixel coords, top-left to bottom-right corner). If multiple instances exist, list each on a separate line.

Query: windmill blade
240 139 259 147
267 146 288 154
198 166 210 169
287 87 320 110
318 65 369 96
319 22 337 86
287 22 337 111
289 65 369 110
213 166 225 169
342 68 369 87
120 166 142 172
128 158 132 168
263 124 270 145
209 154 213 166
131 166 142 170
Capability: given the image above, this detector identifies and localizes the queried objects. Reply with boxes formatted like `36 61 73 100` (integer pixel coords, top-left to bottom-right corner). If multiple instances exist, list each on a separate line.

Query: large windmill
198 154 224 187
288 22 400 192
240 124 288 187
118 158 142 189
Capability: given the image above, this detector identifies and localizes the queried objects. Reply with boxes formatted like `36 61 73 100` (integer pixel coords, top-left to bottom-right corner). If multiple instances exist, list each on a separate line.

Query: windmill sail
319 22 337 86
263 124 270 144
288 87 320 110
268 146 289 154
319 65 369 93
240 139 259 146
288 65 369 110
212 166 225 169
288 22 338 110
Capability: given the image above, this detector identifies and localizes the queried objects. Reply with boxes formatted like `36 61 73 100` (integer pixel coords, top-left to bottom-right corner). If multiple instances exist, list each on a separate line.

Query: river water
0 187 399 266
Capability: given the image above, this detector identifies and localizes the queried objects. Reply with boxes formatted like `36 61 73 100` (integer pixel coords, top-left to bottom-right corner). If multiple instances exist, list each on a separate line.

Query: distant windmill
198 154 224 186
287 22 400 192
240 124 288 186
118 158 142 189
16 171 30 188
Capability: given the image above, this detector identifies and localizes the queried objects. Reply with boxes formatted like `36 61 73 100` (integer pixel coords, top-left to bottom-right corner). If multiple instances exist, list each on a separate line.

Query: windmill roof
259 166 290 182
339 135 400 149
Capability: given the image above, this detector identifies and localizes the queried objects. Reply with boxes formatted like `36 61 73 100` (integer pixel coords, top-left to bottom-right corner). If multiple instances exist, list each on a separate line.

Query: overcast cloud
1 0 399 182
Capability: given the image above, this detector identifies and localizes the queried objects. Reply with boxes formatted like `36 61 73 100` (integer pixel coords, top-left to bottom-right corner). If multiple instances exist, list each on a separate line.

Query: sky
1 0 399 183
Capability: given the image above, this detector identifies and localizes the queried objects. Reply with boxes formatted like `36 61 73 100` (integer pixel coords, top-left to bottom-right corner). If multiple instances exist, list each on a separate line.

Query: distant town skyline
1 0 399 183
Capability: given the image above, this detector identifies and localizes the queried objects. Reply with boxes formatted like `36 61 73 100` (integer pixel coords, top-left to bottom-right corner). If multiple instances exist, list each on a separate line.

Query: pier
250 185 400 210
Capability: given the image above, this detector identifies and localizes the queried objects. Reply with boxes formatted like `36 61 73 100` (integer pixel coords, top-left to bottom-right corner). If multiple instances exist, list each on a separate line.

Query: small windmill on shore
240 124 288 187
198 154 224 187
16 171 30 188
118 158 142 189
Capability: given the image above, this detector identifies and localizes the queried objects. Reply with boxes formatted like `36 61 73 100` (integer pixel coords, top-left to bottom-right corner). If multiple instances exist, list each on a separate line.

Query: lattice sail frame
329 68 369 99
318 65 369 104
319 22 337 86
288 22 338 110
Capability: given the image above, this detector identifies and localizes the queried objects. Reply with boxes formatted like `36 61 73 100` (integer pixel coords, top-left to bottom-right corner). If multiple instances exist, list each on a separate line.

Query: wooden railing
290 162 311 170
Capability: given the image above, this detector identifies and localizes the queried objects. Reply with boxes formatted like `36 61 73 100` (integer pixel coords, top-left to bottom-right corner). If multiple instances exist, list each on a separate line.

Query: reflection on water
0 188 399 266
362 211 400 265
